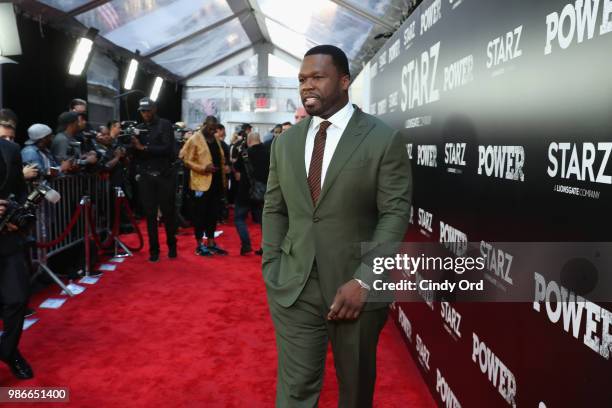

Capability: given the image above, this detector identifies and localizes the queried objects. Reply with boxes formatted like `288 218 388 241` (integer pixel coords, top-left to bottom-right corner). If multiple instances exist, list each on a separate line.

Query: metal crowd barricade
31 174 112 296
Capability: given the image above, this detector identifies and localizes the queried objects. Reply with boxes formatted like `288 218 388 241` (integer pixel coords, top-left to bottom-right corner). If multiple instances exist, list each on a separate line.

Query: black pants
138 173 177 255
0 251 29 361
191 188 221 245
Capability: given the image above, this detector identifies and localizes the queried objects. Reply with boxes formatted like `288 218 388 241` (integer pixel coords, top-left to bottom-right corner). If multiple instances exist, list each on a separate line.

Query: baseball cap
138 97 156 111
26 124 52 145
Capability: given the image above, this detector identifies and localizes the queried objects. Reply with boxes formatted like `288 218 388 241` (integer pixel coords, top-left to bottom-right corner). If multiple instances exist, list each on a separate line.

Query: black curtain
1 15 88 144
2 15 183 143
118 68 183 124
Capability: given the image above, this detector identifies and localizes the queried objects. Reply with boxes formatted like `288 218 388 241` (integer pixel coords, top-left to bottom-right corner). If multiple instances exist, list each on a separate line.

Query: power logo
477 145 525 181
533 272 612 359
436 368 462 408
545 0 612 55
398 306 413 342
472 333 517 407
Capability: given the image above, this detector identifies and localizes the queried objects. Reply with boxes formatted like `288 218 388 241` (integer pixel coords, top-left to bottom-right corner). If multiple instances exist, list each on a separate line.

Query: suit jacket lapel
289 117 314 209
316 107 373 209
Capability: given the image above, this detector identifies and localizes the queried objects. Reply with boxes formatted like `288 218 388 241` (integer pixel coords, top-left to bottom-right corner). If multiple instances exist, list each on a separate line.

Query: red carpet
1 217 435 407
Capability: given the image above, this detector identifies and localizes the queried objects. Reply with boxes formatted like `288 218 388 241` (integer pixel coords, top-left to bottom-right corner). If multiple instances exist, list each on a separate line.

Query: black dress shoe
195 245 213 257
255 248 263 256
168 246 177 259
149 253 160 262
240 246 252 256
2 352 33 380
208 245 228 255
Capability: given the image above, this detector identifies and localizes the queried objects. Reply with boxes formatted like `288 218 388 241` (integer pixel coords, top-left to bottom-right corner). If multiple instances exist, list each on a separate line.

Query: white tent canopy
32 0 414 81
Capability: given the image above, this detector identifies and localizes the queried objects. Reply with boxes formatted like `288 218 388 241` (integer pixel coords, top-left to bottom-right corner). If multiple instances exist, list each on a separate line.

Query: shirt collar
311 101 354 131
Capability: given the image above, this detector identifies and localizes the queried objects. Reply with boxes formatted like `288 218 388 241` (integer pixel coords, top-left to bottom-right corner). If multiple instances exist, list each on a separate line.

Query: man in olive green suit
262 45 412 407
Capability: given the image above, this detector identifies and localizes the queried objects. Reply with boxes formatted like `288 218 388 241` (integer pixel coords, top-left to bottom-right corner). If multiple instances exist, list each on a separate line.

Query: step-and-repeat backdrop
363 0 612 406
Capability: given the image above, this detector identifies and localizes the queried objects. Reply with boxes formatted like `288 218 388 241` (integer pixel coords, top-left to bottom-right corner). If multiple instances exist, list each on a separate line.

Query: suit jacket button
313 217 320 223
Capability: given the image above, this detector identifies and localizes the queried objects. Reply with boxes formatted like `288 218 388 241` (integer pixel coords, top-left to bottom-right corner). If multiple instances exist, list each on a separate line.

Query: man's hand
23 164 39 180
85 151 98 165
0 200 17 232
327 280 369 321
131 136 145 151
60 159 73 173
234 171 241 181
114 147 126 158
204 163 217 174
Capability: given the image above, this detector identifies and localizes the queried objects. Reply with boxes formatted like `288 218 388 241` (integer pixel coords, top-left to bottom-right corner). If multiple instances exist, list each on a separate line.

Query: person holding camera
95 125 127 178
21 124 72 180
179 122 228 256
233 132 269 255
131 97 178 262
0 138 34 379
51 112 97 172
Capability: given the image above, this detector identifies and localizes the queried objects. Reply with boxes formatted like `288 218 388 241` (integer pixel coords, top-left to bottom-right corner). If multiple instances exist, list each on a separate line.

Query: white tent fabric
33 0 413 81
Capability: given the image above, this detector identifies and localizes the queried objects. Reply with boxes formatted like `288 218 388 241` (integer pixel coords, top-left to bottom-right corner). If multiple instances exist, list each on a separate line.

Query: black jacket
0 139 27 256
234 143 270 204
132 116 175 174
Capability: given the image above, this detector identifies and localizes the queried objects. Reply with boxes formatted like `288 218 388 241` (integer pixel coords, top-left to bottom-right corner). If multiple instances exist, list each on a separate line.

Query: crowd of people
0 96 306 380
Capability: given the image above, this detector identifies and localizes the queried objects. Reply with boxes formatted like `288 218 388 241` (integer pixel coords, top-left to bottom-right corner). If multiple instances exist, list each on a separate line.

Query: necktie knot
318 120 332 133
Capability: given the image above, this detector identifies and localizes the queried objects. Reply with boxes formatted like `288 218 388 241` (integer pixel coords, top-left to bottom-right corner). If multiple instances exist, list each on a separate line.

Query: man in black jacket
131 97 178 262
233 132 270 255
0 138 33 379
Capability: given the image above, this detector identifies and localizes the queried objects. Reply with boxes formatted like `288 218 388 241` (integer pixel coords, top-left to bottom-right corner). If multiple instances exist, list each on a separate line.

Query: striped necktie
307 120 332 204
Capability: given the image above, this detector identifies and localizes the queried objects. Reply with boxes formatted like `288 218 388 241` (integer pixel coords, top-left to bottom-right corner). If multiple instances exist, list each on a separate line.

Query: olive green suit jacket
262 106 412 311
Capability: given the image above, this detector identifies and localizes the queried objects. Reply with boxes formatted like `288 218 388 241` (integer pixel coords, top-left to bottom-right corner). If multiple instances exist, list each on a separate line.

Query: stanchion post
33 200 74 296
80 196 92 277
113 187 133 258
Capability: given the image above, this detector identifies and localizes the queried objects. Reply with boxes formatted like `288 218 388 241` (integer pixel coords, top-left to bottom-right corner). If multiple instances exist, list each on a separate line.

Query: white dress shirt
304 101 355 189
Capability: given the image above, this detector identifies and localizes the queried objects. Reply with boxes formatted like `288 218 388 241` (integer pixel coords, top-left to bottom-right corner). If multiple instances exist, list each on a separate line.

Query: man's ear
340 74 350 91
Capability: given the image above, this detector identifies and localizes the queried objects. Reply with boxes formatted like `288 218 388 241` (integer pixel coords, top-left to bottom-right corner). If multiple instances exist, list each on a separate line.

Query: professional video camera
0 183 61 232
173 123 194 145
116 121 148 147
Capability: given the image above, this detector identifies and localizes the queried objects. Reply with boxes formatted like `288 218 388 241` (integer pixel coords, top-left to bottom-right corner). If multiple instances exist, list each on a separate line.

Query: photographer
51 112 97 172
21 124 71 180
131 97 177 262
0 138 34 379
94 125 127 179
0 109 18 143
233 132 269 255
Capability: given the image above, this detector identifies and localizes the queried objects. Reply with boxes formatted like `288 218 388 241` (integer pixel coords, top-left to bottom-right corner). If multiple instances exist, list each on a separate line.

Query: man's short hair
282 121 292 127
204 115 218 126
217 124 225 130
248 132 261 144
304 45 350 77
0 108 18 127
57 111 79 130
70 98 87 110
107 120 120 129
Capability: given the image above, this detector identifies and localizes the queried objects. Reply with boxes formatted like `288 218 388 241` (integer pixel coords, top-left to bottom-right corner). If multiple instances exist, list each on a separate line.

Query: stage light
68 28 98 76
124 58 139 90
0 3 22 56
150 76 163 101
